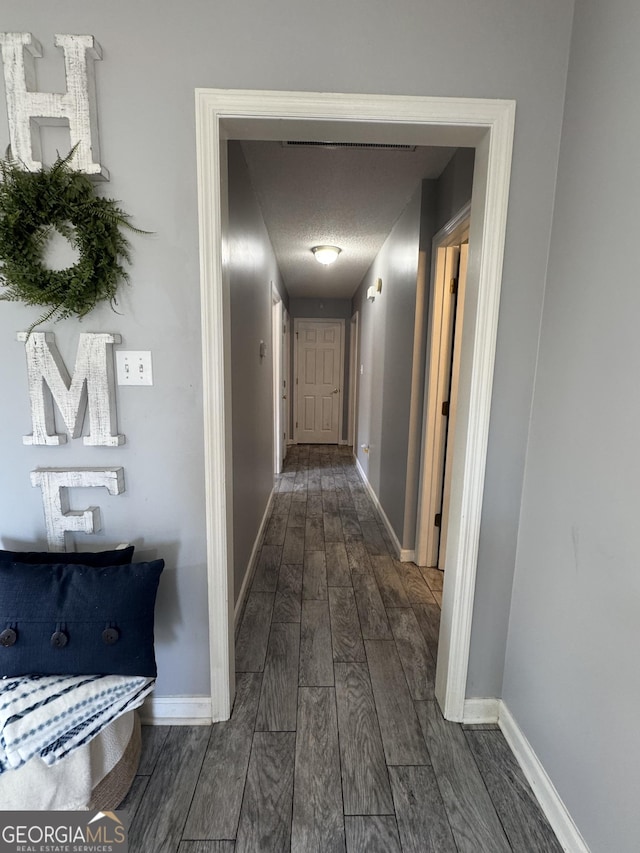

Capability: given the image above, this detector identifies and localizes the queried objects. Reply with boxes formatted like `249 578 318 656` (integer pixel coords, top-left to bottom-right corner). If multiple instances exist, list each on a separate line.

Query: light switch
116 351 153 386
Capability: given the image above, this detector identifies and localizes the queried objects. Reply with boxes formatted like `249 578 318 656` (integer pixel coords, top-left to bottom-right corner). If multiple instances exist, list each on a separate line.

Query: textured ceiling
240 141 455 300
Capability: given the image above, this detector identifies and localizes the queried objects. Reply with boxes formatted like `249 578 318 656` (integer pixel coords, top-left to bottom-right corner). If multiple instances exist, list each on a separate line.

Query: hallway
125 445 561 852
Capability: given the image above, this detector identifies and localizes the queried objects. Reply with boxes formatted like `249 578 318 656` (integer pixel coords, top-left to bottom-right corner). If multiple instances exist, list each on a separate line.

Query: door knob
282 394 287 399
332 388 339 394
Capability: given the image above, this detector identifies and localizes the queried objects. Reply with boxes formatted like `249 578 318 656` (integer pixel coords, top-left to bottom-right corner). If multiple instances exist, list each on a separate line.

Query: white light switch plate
116 351 153 386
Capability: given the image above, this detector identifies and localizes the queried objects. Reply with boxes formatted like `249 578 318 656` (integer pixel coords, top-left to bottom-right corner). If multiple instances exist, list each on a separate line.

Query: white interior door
438 242 468 570
425 245 461 566
295 319 344 444
283 308 291 447
272 291 284 473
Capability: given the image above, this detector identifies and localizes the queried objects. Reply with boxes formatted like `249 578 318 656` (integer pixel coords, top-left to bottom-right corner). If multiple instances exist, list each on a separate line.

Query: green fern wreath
0 150 143 329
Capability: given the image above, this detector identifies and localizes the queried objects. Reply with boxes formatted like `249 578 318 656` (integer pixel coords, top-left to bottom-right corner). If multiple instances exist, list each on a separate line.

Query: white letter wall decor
18 331 125 447
0 32 107 178
31 467 125 551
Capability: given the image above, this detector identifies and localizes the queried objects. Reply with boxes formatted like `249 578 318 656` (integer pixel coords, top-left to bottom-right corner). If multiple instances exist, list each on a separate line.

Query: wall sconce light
312 245 341 265
367 278 383 302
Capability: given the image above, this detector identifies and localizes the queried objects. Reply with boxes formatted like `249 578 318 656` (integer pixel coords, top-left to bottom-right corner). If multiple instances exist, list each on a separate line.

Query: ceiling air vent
281 140 416 152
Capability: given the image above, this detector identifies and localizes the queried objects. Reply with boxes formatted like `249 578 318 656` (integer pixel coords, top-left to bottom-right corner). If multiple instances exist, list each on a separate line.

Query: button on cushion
102 627 120 645
0 628 17 647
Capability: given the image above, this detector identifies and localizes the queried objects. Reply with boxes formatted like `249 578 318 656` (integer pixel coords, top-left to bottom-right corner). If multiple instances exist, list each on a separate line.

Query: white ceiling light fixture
312 245 341 265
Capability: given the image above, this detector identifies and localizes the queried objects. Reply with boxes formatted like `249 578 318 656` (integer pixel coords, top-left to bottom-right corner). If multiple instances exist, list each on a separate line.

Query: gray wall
353 185 424 539
228 142 287 601
503 0 640 849
435 148 475 233
288 297 352 442
0 0 574 701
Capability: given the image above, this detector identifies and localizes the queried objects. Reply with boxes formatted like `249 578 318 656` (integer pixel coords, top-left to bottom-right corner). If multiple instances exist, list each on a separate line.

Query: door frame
271 285 284 474
292 317 345 445
283 307 291 446
416 205 471 568
348 310 360 449
195 88 515 722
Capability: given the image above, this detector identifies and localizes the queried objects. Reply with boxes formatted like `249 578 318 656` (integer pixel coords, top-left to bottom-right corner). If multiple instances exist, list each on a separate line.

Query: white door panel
295 319 343 444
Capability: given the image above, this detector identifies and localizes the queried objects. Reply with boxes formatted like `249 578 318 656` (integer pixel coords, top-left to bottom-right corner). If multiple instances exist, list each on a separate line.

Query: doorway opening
348 311 359 450
416 206 471 570
272 286 285 475
196 89 515 722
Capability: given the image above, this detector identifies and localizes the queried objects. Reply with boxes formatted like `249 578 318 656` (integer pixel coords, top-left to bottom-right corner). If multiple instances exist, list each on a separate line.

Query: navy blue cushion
0 546 135 566
0 560 164 678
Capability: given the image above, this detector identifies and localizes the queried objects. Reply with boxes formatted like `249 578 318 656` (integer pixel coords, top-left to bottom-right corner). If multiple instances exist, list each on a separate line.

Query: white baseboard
141 695 212 725
234 488 275 630
400 548 416 563
354 457 403 558
463 697 500 724
498 702 590 853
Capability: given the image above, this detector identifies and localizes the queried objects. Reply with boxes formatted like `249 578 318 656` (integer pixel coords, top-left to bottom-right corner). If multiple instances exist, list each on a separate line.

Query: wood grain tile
411 600 441 659
236 732 295 853
273 563 302 623
320 473 336 492
183 673 261 840
387 607 436 700
337 486 355 510
322 491 339 512
138 725 170 775
131 726 209 853
118 774 148 821
273 493 292 513
326 540 351 586
304 515 325 551
371 556 410 608
282 526 305 564
299 599 334 686
303 550 327 600
334 663 393 815
396 561 438 606
465 729 564 852
352 572 392 640
361 523 388 555
329 587 366 662
323 510 344 543
420 565 444 591
287 500 307 528
256 622 300 731
340 509 362 538
251 545 282 592
389 765 457 853
291 688 346 853
306 495 324 516
415 701 511 853
235 592 274 672
364 640 429 765
345 539 372 573
179 843 235 853
263 512 287 546
344 817 401 853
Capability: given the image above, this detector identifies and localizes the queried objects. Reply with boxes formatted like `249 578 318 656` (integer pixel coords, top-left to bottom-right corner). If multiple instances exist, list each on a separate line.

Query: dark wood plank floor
122 444 561 853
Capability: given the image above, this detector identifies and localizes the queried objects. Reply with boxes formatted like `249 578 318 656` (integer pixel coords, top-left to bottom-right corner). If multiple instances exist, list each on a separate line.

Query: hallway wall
0 0 574 700
228 142 288 601
353 183 432 542
503 0 640 849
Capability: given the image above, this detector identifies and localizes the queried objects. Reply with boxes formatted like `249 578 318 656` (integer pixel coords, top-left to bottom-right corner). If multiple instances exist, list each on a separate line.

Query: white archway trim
195 88 515 722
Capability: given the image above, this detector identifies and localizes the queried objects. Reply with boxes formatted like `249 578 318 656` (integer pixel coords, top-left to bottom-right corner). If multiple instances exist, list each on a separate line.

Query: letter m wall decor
18 331 125 446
